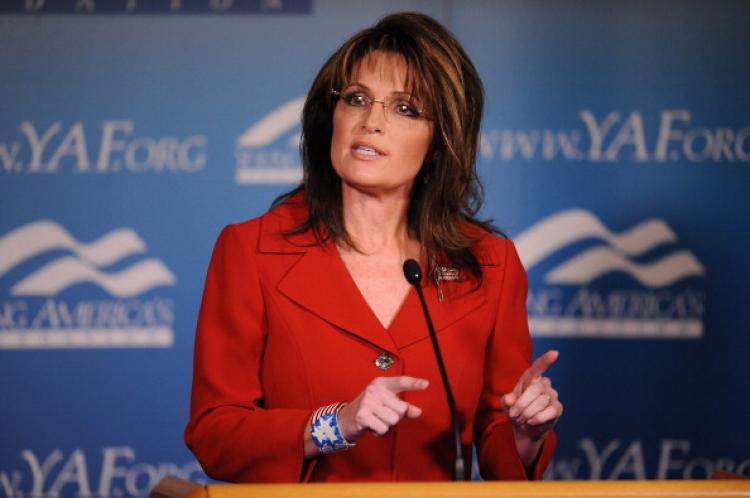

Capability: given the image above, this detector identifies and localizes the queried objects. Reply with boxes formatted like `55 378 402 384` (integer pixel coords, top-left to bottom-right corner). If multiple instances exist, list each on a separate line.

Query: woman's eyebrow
344 82 415 98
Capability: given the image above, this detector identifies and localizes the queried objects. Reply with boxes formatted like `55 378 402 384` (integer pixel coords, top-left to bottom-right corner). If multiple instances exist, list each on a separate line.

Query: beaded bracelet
310 402 356 453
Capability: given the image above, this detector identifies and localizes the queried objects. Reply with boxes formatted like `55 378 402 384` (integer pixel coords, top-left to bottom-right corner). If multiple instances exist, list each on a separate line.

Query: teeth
355 146 379 156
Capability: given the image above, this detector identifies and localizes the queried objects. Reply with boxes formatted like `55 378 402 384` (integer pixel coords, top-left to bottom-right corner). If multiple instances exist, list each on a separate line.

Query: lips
351 142 386 159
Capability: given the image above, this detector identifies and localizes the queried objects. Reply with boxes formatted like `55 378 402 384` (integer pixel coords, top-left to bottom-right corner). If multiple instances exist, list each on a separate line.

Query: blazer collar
257 193 500 354
257 193 317 254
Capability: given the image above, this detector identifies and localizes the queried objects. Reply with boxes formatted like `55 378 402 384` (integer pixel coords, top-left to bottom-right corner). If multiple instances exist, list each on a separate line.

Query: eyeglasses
331 88 428 122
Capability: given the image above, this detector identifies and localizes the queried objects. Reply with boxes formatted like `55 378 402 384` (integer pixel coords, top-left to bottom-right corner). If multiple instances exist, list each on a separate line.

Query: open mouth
351 143 386 158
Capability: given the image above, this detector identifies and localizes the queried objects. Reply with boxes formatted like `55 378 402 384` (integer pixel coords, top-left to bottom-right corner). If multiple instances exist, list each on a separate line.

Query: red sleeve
184 223 312 483
474 238 556 480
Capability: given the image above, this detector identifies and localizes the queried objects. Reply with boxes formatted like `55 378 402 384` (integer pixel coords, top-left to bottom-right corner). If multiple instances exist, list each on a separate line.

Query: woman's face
330 51 433 197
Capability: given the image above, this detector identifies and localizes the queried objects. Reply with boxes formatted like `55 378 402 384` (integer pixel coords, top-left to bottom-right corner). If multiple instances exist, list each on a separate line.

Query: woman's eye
344 94 368 107
394 102 420 117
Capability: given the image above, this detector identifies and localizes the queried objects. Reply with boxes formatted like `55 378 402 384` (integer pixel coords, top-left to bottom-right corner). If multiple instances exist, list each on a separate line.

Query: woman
185 12 563 482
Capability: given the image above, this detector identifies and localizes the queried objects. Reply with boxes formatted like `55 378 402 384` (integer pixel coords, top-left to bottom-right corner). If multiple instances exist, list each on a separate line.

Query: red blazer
185 195 556 482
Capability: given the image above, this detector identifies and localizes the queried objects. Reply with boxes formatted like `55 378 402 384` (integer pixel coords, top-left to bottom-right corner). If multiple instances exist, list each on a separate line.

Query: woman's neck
339 185 416 257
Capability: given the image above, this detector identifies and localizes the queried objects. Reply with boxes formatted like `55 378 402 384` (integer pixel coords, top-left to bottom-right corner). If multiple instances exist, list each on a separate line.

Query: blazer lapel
258 202 398 354
389 273 488 350
390 240 501 350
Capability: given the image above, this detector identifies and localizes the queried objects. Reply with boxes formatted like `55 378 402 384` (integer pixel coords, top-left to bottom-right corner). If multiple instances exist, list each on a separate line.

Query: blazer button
374 352 394 370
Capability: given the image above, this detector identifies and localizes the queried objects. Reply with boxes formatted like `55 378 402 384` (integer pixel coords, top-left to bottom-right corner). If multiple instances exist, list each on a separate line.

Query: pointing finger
527 350 559 380
380 376 430 393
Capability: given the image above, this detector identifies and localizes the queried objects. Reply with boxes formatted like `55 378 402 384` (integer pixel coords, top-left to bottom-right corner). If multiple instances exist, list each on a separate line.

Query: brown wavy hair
274 11 497 281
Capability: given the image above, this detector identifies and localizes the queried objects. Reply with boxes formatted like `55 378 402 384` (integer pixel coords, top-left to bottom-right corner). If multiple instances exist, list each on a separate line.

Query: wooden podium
152 475 750 498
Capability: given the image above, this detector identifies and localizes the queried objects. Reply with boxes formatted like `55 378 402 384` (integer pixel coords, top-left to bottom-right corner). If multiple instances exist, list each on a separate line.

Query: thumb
501 392 516 410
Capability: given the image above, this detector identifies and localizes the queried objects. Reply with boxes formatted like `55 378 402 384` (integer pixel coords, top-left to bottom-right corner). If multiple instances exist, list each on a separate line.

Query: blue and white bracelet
310 402 356 453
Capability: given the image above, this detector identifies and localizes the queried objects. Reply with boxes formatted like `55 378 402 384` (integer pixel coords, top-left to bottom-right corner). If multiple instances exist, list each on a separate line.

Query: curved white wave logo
0 221 176 349
515 210 706 339
235 96 305 184
516 209 705 287
0 220 175 297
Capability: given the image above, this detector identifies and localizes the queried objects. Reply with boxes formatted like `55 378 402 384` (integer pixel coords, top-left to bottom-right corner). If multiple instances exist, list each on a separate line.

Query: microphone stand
403 259 465 481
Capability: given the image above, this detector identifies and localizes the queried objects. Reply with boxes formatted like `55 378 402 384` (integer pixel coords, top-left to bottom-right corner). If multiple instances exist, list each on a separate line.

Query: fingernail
419 380 429 388
509 409 517 418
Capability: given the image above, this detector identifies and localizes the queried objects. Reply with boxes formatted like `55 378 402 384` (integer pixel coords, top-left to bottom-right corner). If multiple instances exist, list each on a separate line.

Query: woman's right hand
338 376 429 440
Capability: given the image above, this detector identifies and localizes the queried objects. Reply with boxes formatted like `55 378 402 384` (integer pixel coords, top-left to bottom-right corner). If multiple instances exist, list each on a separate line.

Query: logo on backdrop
0 121 207 174
516 209 706 339
543 437 749 480
235 96 305 184
0 221 176 349
0 446 204 498
480 110 750 163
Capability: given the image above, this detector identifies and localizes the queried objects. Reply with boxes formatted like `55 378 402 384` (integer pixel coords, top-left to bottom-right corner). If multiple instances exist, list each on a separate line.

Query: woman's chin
341 178 414 198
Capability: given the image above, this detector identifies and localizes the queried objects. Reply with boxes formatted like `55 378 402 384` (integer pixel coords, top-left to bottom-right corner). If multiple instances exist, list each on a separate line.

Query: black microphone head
403 259 422 285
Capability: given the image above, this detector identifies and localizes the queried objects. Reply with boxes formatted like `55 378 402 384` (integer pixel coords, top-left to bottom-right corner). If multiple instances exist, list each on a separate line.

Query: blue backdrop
2 1 749 496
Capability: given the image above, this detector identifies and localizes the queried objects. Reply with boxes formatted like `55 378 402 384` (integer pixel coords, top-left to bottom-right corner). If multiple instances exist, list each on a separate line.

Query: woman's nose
361 99 387 132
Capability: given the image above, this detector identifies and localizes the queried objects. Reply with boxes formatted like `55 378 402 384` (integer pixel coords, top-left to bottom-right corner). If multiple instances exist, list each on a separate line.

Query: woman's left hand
502 350 563 447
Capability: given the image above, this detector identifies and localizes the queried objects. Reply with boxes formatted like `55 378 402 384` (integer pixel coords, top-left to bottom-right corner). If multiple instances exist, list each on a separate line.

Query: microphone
402 259 465 481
